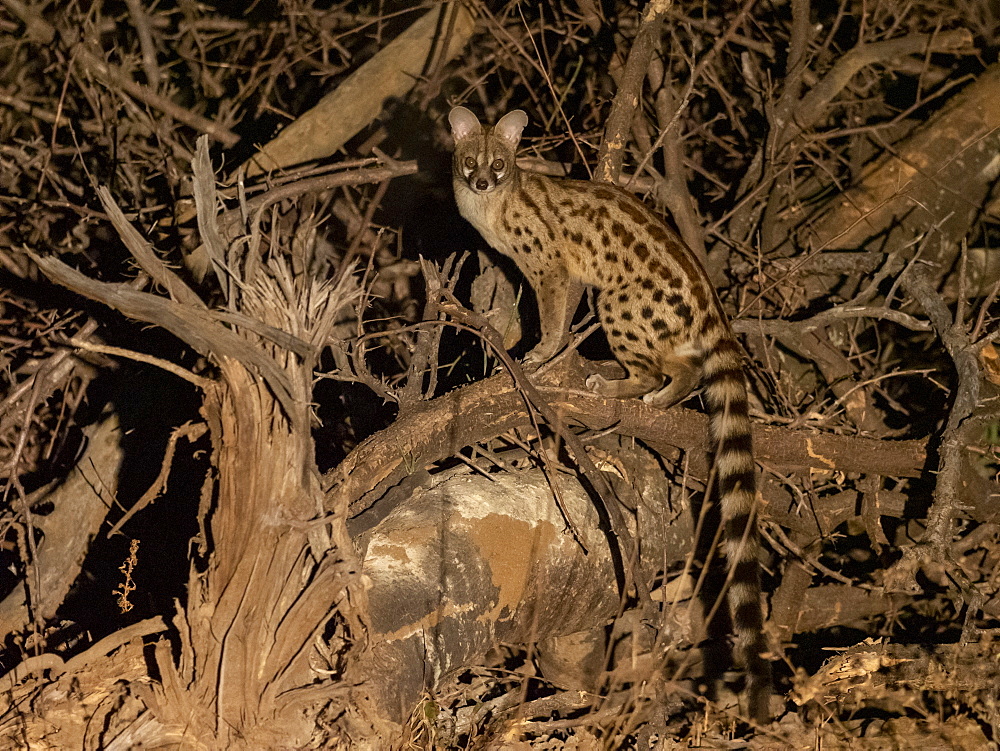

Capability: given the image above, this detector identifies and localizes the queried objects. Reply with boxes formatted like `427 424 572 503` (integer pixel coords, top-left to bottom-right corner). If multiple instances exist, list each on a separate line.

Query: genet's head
449 107 527 194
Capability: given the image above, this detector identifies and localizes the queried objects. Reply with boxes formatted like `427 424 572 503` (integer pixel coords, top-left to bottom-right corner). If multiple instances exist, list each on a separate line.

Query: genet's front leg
523 271 583 368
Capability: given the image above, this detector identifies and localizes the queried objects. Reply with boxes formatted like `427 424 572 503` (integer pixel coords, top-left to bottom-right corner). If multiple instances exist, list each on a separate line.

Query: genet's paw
520 352 545 371
585 373 611 395
522 345 557 370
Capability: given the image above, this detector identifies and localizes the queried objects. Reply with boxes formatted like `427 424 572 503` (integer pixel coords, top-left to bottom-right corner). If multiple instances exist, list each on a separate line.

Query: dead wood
354 444 689 737
434 282 649 605
0 617 167 750
245 4 475 176
799 61 1000 274
1 0 999 748
183 157 419 282
4 0 239 146
595 0 671 184
5 139 373 746
0 415 123 639
326 352 928 520
28 247 301 419
793 637 1000 726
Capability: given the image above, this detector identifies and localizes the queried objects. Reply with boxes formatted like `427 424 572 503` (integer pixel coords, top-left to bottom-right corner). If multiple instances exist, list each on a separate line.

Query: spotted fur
449 106 771 721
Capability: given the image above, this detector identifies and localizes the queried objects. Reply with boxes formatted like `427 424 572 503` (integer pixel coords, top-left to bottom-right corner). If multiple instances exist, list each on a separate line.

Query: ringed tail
701 334 772 723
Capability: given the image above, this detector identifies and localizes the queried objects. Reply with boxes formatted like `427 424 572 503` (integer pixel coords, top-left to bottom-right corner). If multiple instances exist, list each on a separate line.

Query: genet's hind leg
641 352 701 408
586 367 661 399
586 287 702 405
587 351 700 405
586 292 661 397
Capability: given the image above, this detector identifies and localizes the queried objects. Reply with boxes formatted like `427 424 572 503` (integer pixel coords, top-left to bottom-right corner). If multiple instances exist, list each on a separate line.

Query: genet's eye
464 157 476 169
491 158 505 171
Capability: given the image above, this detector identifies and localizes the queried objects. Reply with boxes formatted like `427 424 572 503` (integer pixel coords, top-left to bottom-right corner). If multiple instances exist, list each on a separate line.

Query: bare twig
596 0 671 183
902 264 981 551
433 293 650 603
68 338 213 390
105 421 208 537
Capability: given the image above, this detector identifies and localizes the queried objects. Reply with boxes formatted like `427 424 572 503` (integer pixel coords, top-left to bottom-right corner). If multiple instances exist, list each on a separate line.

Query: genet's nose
476 178 489 191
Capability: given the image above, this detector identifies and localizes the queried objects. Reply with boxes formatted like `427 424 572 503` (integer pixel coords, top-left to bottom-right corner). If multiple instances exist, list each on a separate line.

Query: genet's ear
449 106 482 142
494 110 528 150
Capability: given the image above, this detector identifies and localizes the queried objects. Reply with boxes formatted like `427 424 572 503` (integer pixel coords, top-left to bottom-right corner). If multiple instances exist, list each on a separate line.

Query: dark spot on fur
611 222 635 248
725 511 752 541
648 223 669 243
640 306 654 319
700 314 721 336
691 283 709 309
618 199 649 226
713 337 742 358
631 352 656 368
720 430 753 457
675 302 694 326
518 188 554 241
734 594 763 631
